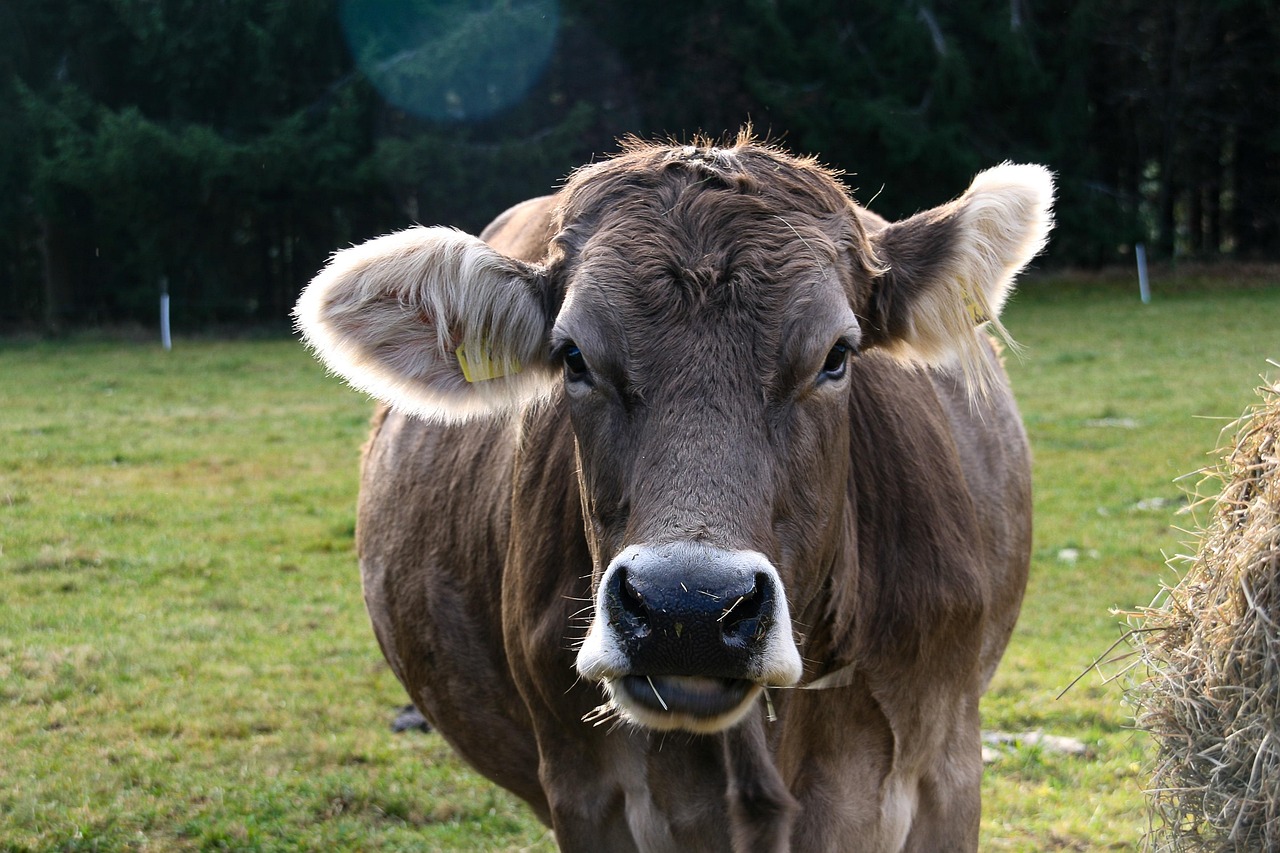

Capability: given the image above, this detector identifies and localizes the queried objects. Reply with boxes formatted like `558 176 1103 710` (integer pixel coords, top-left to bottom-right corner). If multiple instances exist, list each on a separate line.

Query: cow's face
552 149 878 730
295 140 1053 733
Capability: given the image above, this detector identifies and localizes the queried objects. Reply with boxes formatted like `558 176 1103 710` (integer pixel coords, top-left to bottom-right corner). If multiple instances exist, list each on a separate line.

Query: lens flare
341 0 560 122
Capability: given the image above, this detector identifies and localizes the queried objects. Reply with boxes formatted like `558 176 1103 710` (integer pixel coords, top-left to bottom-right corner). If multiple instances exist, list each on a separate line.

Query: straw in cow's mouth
620 674 754 718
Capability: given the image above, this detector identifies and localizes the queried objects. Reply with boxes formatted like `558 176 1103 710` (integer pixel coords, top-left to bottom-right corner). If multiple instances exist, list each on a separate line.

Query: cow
294 132 1051 852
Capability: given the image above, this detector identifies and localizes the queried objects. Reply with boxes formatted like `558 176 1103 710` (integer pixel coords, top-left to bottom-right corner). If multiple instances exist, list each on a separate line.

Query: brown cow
294 133 1051 852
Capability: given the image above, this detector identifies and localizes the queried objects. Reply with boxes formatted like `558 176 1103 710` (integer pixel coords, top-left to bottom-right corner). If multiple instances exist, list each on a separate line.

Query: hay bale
1131 373 1280 851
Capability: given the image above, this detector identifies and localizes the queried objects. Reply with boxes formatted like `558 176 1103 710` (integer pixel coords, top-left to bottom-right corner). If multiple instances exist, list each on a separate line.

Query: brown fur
330 139 1042 851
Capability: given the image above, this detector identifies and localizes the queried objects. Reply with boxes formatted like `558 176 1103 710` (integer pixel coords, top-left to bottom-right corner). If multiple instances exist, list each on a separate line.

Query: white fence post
160 277 172 350
1136 243 1151 304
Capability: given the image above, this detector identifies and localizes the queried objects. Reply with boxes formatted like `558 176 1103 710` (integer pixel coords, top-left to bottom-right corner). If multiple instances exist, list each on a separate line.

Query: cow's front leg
543 775 642 853
722 714 797 853
538 723 742 853
899 701 983 852
535 731 654 853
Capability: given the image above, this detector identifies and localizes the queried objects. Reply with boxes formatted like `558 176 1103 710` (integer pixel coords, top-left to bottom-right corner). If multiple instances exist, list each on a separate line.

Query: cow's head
296 137 1052 734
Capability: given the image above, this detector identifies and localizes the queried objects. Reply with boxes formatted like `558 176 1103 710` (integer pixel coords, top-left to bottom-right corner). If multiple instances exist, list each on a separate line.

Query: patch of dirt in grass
12 546 113 573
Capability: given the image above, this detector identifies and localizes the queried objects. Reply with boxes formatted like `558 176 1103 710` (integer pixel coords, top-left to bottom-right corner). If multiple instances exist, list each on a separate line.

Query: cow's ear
294 226 557 421
863 164 1054 389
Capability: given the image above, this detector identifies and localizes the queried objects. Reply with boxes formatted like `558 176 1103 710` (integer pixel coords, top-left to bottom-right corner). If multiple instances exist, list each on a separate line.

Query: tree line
2 0 1276 330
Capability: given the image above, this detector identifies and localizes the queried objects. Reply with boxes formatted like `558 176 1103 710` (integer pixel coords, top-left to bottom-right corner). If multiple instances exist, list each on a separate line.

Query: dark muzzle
603 550 777 679
576 542 802 730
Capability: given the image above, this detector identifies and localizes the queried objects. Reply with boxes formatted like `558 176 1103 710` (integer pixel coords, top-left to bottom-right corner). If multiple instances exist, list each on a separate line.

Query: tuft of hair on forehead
550 130 861 258
544 130 892 354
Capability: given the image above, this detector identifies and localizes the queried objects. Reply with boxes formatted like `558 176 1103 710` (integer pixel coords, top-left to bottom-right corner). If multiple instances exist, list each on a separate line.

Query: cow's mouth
618 674 756 720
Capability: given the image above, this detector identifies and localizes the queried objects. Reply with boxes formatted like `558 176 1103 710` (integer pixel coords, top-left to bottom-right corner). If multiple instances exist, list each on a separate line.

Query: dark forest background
2 0 1277 330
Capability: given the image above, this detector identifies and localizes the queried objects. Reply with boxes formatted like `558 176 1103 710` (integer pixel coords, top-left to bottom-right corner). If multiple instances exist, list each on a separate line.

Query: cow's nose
604 551 777 678
576 543 803 729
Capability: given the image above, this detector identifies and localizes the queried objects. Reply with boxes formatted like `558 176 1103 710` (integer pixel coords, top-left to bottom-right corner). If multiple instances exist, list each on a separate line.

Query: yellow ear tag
964 293 990 325
456 341 520 383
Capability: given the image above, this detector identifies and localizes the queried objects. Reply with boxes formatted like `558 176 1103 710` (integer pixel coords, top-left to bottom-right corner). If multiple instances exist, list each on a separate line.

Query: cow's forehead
560 223 843 338
557 137 855 217
551 246 857 409
552 147 860 339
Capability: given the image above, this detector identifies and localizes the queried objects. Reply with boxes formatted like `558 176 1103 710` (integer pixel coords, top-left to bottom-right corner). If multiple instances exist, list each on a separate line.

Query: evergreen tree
1 0 1277 329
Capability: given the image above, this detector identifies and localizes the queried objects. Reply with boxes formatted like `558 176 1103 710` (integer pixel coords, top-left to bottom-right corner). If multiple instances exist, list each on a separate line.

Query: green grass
1 277 1277 851
982 278 1280 850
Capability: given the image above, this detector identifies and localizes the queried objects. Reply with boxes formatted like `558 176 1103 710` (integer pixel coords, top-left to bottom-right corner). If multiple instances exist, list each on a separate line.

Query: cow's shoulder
479 194 559 262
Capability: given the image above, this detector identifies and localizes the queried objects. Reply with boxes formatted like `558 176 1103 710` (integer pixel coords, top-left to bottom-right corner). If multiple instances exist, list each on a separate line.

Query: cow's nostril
621 573 645 614
609 566 651 639
720 572 772 646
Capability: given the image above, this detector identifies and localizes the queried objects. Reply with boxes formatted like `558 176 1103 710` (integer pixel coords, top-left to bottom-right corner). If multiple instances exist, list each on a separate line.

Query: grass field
2 274 1278 851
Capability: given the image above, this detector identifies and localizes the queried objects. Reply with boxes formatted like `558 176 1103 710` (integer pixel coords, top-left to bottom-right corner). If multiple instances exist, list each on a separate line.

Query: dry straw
1130 365 1280 851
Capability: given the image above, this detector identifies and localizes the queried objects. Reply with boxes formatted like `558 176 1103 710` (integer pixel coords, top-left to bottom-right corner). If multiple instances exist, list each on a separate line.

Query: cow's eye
562 343 590 382
819 342 850 382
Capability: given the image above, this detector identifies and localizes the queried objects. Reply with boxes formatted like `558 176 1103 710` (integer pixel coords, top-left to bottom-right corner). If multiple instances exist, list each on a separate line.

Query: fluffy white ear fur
294 226 557 421
875 163 1054 391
